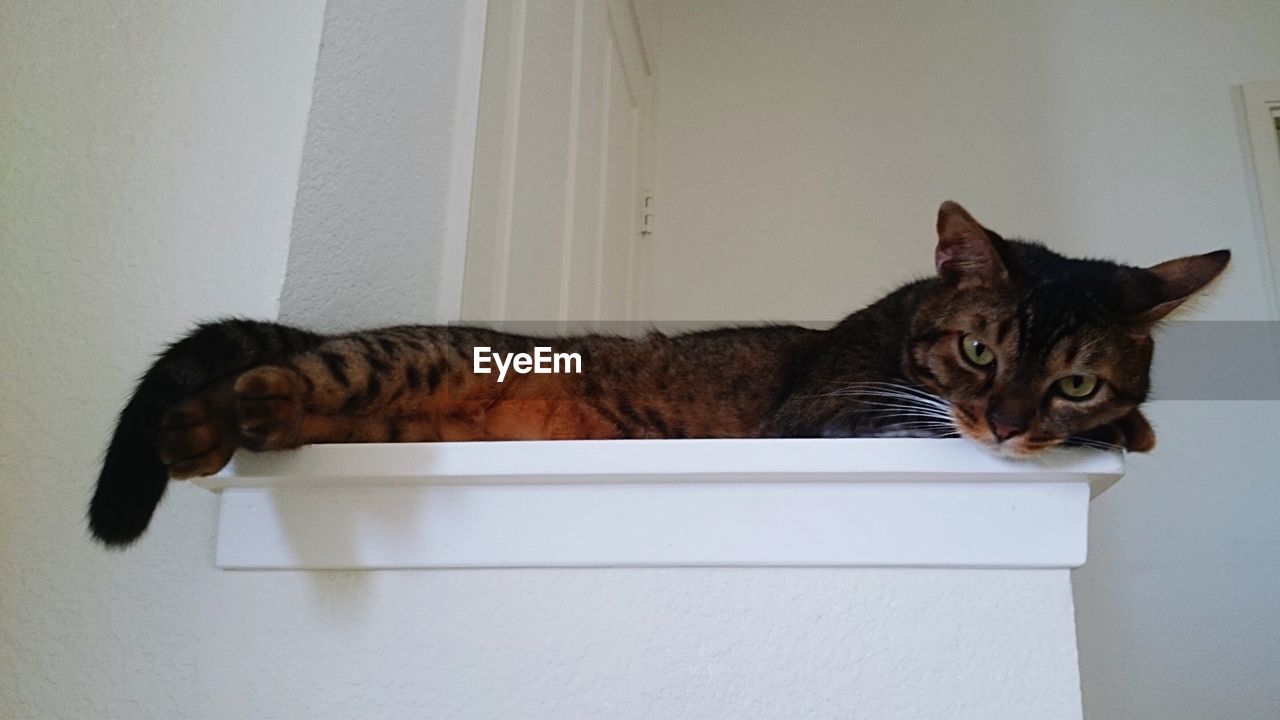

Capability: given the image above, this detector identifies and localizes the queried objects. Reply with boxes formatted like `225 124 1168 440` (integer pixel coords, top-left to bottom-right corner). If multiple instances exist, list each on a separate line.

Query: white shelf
196 438 1123 570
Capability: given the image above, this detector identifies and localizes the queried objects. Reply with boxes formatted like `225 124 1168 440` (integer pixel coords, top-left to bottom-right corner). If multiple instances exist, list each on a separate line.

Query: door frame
1236 81 1280 315
455 0 657 324
436 0 491 322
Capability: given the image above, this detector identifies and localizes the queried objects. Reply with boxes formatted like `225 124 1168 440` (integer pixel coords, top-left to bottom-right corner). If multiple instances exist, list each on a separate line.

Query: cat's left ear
1131 249 1231 324
935 201 1010 288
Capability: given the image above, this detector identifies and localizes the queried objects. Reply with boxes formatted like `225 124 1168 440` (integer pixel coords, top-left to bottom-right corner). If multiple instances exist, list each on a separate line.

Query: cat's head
905 201 1229 456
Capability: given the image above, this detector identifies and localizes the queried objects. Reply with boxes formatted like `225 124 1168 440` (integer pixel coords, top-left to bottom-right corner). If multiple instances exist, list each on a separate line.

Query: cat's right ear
935 201 1010 288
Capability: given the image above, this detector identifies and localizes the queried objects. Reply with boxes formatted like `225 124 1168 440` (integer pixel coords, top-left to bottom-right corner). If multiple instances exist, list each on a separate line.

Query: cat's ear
935 201 1009 288
1130 249 1231 324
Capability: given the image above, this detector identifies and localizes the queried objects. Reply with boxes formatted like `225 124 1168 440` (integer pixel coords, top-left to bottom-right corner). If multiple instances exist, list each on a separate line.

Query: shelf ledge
196 438 1123 570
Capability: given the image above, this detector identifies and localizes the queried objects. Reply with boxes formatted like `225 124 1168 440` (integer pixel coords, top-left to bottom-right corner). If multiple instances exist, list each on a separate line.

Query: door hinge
640 192 654 236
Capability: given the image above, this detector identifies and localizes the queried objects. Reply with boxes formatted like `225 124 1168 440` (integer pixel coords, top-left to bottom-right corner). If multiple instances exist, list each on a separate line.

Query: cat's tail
89 319 323 547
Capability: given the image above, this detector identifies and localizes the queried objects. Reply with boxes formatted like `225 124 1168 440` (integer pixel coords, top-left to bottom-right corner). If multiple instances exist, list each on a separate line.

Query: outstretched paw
1114 408 1155 453
234 365 305 451
159 394 237 478
1075 409 1156 453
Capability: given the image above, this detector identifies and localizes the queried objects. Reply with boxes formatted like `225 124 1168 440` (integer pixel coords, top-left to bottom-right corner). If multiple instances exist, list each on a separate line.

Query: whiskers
808 381 960 439
1013 432 1124 457
801 380 1123 454
1063 436 1124 452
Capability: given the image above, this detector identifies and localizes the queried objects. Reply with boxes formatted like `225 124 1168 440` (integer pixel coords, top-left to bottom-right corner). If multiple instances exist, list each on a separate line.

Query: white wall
651 1 1280 718
6 1 1277 718
279 0 474 331
0 1 326 716
5 3 1082 719
0 1 327 712
650 0 1280 323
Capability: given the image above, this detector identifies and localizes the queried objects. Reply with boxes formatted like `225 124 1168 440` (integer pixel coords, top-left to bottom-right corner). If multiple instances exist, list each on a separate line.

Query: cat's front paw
1075 409 1156 453
158 393 237 478
1113 408 1155 452
233 366 305 451
156 366 307 479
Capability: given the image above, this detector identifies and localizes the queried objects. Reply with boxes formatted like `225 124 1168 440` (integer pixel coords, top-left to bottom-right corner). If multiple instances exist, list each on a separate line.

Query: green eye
1057 374 1099 399
960 334 996 367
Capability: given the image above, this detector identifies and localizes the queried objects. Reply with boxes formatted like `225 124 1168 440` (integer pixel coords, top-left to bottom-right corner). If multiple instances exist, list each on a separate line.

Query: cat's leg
157 362 443 477
230 367 624 444
292 398 620 442
157 328 623 477
220 363 447 447
233 365 306 450
293 413 445 443
158 366 307 478
158 380 239 478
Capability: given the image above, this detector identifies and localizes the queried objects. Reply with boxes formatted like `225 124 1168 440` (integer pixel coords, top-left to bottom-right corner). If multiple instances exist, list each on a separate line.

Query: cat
89 201 1229 546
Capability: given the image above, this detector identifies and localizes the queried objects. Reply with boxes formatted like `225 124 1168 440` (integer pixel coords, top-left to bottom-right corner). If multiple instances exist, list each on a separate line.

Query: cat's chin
956 430 1062 459
962 437 1021 458
977 441 1053 459
993 440 1060 458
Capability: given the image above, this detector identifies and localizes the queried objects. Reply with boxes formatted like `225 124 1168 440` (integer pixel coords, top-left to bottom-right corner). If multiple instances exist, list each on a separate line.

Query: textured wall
5 2 1213 712
278 0 468 331
165 568 1091 720
651 2 1280 718
1 1 1093 718
0 0 326 716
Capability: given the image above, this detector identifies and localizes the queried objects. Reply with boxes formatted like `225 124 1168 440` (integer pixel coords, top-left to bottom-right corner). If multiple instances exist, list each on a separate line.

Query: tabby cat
90 202 1229 546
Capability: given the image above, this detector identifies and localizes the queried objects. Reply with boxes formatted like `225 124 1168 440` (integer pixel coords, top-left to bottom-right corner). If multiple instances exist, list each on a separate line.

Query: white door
1238 81 1280 312
462 0 657 324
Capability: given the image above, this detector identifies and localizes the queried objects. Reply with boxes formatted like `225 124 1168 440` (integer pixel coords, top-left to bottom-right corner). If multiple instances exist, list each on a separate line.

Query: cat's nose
987 410 1028 442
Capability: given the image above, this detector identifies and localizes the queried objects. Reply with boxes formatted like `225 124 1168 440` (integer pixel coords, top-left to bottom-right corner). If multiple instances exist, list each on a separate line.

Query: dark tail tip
88 403 170 547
